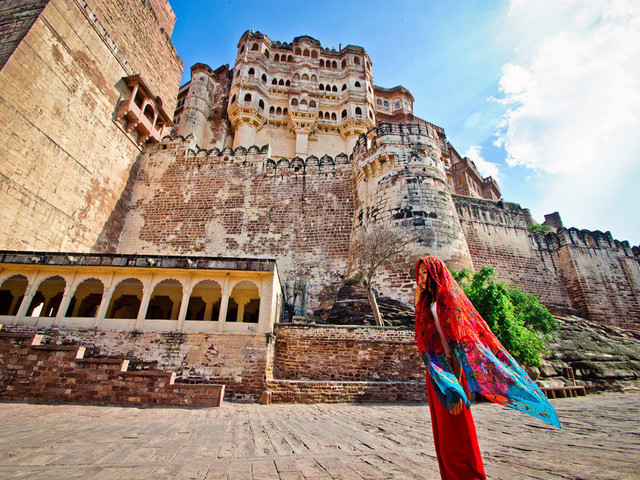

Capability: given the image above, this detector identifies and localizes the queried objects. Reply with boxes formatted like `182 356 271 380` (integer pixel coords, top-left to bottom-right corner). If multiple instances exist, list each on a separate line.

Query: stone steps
0 324 224 407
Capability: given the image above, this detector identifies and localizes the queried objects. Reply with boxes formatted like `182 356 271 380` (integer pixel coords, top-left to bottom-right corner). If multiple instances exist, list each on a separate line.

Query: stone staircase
0 324 224 407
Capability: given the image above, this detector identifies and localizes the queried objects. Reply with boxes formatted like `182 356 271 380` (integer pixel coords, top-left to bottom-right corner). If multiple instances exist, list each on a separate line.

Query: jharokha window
115 75 173 146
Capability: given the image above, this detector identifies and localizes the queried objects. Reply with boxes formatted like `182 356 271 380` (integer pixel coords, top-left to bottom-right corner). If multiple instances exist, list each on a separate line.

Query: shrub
451 266 558 366
527 224 553 233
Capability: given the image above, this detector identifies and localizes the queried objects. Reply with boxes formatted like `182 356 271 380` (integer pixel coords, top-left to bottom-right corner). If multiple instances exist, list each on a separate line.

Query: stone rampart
117 138 355 313
0 0 182 253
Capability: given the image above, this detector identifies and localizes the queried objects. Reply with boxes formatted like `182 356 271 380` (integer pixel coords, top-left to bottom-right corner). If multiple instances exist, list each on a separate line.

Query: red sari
416 285 486 480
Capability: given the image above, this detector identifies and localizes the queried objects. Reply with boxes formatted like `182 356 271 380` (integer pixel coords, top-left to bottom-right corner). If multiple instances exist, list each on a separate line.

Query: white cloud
463 145 501 181
494 0 640 242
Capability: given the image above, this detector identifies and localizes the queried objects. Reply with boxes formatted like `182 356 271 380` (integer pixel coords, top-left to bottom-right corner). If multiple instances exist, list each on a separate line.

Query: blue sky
169 0 640 245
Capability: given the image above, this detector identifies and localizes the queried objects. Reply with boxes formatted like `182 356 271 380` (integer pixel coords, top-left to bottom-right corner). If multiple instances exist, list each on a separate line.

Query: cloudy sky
170 0 640 244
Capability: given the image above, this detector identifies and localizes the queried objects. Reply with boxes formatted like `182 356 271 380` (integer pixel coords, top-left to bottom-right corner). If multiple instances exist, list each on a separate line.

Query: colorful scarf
415 256 561 428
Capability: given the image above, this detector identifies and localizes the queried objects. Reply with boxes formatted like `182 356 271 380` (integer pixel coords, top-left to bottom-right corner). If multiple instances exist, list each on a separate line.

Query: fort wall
0 0 182 252
117 138 355 313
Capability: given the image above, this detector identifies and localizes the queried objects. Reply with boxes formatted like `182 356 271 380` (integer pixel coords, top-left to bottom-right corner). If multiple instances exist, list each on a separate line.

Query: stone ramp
0 324 224 407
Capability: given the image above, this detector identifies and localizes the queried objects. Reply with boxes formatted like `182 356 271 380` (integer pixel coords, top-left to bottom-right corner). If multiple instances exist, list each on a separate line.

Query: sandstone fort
0 0 638 405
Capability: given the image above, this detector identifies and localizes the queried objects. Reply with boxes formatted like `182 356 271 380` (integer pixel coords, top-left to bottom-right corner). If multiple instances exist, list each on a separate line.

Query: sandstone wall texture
25 327 271 402
0 0 182 252
117 139 354 313
455 195 640 329
0 0 49 69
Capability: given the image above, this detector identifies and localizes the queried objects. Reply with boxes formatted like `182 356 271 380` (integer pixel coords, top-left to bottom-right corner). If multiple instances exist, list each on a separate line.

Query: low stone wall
274 324 424 382
0 331 224 407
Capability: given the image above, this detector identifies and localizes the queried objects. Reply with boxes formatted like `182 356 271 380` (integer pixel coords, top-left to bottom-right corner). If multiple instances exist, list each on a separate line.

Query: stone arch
283 107 288 115
306 155 319 173
264 49 269 58
261 73 267 83
66 278 104 318
295 47 302 55
291 98 298 106
266 158 277 176
355 81 361 87
248 145 260 153
276 106 282 115
342 84 347 91
146 279 183 320
278 79 284 86
341 109 347 119
300 98 308 106
258 99 265 110
222 146 234 156
234 146 247 155
287 55 293 62
303 48 310 57
269 106 275 114
291 157 305 172
106 278 143 319
320 154 335 167
251 43 259 51
341 59 347 68
27 275 66 317
0 274 28 316
302 73 309 81
319 83 324 91
274 53 280 62
311 74 317 82
248 67 255 76
285 79 291 86
332 60 337 69
336 152 349 163
187 279 222 321
331 112 337 121
311 50 318 59
309 100 316 108
226 280 260 323
211 147 221 156
293 73 300 80
332 85 337 92
244 93 252 102
354 56 360 64
319 59 325 67
261 144 270 153
355 107 362 116
277 158 290 169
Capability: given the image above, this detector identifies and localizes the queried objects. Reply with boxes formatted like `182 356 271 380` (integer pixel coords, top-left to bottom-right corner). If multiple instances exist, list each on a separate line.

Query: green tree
451 266 558 366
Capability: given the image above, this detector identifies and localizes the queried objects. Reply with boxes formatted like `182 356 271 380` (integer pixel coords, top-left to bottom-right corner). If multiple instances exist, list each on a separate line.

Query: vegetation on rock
451 266 558 367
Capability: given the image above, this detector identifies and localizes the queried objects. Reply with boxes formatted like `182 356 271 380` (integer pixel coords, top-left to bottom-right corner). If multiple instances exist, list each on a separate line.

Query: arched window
261 74 267 83
186 280 221 321
355 81 361 87
394 101 401 110
146 279 183 320
272 78 277 85
341 59 346 68
331 112 336 120
318 110 323 119
0 274 28 315
300 99 308 106
295 47 302 55
355 107 362 115
384 100 389 108
285 80 291 86
293 73 300 80
274 53 280 62
341 109 347 118
376 99 382 106
276 107 282 115
309 100 316 108
302 73 309 81
288 55 293 62
269 106 275 114
251 43 259 51
354 56 360 65
279 79 284 86
283 107 288 115
264 50 269 58
332 85 337 92
319 84 324 91
291 98 298 106
240 45 245 53
231 94 237 103
244 93 252 102
332 61 337 69
311 50 318 59
341 84 347 91
324 112 330 120
303 48 310 57
106 278 142 319
311 75 317 82
319 59 325 67
258 99 265 109
248 68 255 76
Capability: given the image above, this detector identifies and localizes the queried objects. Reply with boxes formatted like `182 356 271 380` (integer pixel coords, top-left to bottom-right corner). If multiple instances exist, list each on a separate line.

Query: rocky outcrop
324 284 414 327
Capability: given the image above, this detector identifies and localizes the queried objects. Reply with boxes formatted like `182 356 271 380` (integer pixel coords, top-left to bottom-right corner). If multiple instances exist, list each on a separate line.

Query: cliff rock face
540 316 640 391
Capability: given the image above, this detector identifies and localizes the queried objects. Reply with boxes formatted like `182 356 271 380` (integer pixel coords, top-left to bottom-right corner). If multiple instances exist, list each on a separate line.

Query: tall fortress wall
0 12 638 329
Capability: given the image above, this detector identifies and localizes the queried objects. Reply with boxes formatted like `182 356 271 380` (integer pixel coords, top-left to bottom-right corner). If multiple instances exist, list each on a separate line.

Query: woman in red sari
415 256 560 480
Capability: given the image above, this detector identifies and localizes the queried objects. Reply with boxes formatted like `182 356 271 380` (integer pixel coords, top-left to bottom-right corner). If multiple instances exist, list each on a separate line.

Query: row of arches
0 274 261 325
290 98 317 108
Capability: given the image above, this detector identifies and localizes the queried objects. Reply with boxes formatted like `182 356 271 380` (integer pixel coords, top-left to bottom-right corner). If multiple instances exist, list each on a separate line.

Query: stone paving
0 392 638 480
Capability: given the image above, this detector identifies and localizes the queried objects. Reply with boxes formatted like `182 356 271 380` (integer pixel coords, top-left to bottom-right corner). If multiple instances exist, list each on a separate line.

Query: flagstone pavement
0 391 638 479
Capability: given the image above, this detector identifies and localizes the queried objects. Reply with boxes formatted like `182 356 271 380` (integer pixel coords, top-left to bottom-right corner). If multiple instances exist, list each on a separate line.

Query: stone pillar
135 275 154 329
176 277 192 330
53 272 77 326
217 275 231 332
12 271 41 325
93 273 115 328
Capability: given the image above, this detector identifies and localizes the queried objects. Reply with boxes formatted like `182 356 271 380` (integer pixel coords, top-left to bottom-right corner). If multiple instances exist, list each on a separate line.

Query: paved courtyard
0 392 638 479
